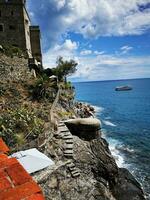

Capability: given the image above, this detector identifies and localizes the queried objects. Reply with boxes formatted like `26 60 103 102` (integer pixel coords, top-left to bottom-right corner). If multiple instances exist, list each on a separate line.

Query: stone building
30 26 42 65
0 0 42 64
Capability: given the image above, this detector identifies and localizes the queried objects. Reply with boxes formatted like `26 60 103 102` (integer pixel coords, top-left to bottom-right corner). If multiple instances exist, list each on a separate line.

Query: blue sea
73 78 150 199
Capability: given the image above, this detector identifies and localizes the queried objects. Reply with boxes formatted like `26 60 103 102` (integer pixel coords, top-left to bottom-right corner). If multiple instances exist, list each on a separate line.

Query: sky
27 0 150 82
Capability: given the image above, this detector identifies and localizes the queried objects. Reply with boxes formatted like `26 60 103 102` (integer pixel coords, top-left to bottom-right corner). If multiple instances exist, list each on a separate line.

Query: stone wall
0 53 33 81
30 26 42 65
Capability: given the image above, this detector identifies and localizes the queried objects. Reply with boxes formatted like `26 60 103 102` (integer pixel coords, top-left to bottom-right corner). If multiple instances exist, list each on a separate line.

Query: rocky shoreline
33 101 146 200
0 53 146 200
74 102 96 118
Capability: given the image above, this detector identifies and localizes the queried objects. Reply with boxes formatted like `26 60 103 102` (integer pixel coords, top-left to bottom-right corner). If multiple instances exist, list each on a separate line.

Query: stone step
58 123 65 127
65 148 73 151
63 133 71 136
60 130 69 133
58 132 69 136
63 135 71 138
55 133 67 139
65 144 73 148
65 140 73 144
56 130 68 135
64 154 73 158
58 126 66 129
63 136 73 140
58 127 68 131
72 174 80 178
54 134 62 139
64 152 73 155
67 162 75 168
64 150 73 154
64 153 73 156
59 132 70 137
72 169 80 174
59 120 66 123
69 166 76 171
71 171 80 177
59 132 66 137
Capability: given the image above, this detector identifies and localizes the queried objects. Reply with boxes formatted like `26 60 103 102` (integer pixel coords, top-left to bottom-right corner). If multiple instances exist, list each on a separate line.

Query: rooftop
0 138 45 200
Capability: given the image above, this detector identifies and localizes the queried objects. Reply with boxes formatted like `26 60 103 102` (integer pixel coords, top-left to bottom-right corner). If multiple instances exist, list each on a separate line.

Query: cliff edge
0 53 146 200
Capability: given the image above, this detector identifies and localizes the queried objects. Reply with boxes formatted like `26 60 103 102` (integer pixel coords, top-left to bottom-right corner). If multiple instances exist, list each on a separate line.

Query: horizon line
71 77 150 84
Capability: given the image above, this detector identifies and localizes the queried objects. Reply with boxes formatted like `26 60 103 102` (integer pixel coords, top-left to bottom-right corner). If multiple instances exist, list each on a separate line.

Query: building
0 0 42 65
30 26 42 65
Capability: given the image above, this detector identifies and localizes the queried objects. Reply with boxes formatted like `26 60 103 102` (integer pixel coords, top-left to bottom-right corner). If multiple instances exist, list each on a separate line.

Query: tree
52 57 78 81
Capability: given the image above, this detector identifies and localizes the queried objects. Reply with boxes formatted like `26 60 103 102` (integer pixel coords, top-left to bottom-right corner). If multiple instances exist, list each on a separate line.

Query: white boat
115 86 132 91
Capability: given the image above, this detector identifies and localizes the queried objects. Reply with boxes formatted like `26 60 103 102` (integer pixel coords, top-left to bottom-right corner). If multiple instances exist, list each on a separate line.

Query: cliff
0 53 146 200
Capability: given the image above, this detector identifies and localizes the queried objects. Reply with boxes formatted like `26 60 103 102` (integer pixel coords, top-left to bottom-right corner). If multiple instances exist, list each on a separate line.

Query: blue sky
27 0 150 81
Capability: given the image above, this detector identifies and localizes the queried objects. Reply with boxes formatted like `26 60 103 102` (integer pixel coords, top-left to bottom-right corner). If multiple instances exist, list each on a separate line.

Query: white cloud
43 39 78 68
71 54 150 81
80 50 92 55
54 0 66 11
62 39 78 50
94 51 105 55
120 45 133 54
43 40 150 81
28 0 150 45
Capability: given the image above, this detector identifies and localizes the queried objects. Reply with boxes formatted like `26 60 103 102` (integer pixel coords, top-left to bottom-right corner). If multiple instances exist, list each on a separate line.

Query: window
12 44 19 48
9 25 16 30
0 24 4 32
25 19 28 24
11 11 14 16
0 10 1 17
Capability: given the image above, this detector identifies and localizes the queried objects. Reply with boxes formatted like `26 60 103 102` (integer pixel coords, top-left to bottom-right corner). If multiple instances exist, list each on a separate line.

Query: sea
73 78 150 199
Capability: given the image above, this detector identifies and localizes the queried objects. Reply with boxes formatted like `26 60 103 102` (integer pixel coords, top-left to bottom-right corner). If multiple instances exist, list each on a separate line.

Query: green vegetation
1 44 24 58
43 57 78 81
30 75 58 101
57 110 74 119
60 81 73 89
0 54 76 150
0 107 44 149
53 57 77 81
0 85 6 96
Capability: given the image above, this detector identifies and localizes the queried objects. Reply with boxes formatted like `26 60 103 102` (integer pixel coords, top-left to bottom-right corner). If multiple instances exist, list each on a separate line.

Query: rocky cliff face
0 53 146 200
33 120 145 200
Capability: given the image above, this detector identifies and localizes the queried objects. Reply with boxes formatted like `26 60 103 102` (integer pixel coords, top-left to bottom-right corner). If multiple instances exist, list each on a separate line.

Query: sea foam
107 138 125 168
103 120 117 127
92 105 104 114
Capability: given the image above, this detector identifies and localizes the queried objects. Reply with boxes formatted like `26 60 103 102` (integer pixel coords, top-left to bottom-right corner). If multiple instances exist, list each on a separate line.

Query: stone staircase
56 122 80 178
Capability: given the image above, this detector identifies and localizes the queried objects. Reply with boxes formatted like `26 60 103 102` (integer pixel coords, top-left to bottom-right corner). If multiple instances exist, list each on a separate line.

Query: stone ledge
65 118 101 141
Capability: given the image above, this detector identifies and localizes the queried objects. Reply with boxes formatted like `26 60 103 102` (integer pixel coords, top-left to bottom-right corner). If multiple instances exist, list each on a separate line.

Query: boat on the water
115 86 132 91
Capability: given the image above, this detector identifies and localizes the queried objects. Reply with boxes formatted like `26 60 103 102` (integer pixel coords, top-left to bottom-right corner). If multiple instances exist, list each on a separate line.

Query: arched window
0 24 4 32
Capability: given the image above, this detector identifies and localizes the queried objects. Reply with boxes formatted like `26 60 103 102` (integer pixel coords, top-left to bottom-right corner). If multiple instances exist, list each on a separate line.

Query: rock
65 118 101 141
32 129 145 200
0 45 4 52
113 168 146 200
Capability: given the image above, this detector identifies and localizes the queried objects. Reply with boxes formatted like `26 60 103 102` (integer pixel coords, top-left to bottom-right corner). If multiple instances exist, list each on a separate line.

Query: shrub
30 76 58 101
2 44 24 57
0 86 6 96
0 107 44 148
52 57 77 81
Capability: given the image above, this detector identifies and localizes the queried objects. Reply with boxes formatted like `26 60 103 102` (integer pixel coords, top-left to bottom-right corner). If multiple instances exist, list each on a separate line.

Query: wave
103 120 117 127
105 116 111 120
92 105 104 114
81 102 104 115
117 146 135 154
101 130 128 168
107 138 124 167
